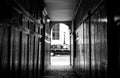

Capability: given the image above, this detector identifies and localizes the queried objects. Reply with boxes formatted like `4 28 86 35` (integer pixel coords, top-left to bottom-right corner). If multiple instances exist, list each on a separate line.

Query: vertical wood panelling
0 26 10 78
74 1 107 78
0 0 46 78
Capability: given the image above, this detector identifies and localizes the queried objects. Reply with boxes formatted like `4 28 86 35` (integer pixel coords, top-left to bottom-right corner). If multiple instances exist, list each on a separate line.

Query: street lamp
63 32 65 44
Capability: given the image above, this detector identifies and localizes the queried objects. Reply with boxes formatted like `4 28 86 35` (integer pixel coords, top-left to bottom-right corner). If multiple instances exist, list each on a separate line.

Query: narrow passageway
42 65 79 78
0 0 120 78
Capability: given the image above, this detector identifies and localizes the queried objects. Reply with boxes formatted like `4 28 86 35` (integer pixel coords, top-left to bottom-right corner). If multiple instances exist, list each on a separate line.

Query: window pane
52 24 60 40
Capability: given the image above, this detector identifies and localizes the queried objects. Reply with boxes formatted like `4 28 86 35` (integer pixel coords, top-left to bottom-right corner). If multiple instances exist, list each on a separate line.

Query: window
52 24 59 40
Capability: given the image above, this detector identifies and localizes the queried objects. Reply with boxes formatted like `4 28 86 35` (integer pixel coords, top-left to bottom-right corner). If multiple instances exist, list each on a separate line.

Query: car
50 45 70 56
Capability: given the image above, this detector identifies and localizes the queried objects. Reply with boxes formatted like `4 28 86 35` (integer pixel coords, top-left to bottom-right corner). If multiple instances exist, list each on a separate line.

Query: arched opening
50 23 71 65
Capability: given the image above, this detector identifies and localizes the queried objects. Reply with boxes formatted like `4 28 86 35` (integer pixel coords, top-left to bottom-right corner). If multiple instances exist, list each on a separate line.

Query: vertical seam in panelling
88 11 92 78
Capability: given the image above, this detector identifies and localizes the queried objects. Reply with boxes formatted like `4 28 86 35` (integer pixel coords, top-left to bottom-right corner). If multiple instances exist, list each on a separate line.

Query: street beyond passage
51 55 70 65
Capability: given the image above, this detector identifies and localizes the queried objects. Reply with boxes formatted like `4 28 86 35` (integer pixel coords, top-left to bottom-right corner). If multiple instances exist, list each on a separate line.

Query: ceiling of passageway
44 0 79 21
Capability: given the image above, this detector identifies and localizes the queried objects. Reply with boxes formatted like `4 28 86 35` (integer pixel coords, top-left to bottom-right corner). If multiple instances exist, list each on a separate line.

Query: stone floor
42 65 79 78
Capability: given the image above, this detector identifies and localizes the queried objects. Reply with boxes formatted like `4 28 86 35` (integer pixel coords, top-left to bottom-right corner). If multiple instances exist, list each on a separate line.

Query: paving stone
42 65 79 78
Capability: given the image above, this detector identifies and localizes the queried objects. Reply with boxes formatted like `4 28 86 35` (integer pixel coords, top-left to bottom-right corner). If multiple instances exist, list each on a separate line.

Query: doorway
50 23 71 65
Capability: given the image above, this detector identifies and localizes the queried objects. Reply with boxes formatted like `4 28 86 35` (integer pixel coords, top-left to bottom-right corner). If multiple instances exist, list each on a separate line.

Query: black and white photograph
0 0 120 78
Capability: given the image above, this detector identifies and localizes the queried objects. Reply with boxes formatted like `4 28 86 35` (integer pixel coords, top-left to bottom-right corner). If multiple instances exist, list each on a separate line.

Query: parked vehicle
50 45 70 56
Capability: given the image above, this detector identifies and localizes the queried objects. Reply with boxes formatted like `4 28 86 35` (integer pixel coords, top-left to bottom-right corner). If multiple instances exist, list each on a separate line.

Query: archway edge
50 21 72 30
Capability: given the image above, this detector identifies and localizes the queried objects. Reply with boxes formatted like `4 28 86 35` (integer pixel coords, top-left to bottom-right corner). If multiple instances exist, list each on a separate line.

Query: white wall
51 23 70 45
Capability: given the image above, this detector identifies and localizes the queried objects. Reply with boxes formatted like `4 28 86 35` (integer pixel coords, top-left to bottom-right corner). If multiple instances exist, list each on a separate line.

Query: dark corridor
0 0 120 78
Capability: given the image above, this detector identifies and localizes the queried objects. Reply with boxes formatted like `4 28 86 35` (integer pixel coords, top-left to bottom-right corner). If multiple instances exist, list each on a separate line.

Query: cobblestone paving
42 65 79 78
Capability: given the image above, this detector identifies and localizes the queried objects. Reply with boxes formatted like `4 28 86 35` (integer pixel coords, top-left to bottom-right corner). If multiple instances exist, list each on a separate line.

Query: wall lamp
46 15 51 22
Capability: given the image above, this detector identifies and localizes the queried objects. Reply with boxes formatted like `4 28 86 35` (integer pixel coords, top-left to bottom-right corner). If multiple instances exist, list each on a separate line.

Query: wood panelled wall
74 0 103 29
73 1 107 78
44 22 51 72
0 17 43 78
0 0 51 78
